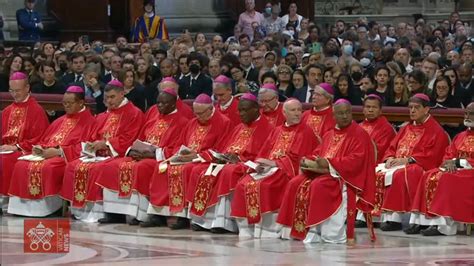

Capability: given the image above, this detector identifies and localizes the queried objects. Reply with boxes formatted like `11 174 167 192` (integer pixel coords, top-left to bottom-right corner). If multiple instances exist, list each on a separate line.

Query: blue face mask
265 7 272 14
343 44 353 55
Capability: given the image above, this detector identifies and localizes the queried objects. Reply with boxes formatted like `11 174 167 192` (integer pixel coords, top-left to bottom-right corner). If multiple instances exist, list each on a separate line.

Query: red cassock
60 101 144 207
380 116 449 214
1 96 49 195
216 97 240 127
185 115 274 216
144 100 194 121
411 129 474 223
231 121 319 224
277 121 376 240
302 106 336 139
96 110 189 198
359 116 396 163
262 103 285 127
148 111 231 213
8 109 96 200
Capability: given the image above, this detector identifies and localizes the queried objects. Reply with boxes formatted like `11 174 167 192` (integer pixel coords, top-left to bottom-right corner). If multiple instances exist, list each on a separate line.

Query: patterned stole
168 123 210 213
4 106 27 145
73 162 93 207
190 127 254 216
27 117 78 198
306 113 324 138
118 118 171 198
244 128 296 224
290 132 346 239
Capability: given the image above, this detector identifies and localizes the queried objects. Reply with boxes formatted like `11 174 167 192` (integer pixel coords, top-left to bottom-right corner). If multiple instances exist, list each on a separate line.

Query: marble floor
1 214 474 265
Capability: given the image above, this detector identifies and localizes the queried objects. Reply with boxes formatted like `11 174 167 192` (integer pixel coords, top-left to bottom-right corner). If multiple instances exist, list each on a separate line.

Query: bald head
283 99 303 126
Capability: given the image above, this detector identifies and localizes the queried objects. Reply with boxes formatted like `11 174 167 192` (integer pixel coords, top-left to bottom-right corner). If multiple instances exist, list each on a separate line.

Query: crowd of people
0 0 473 244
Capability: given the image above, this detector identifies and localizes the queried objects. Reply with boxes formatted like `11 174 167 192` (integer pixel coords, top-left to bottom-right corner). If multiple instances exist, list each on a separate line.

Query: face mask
189 64 200 74
351 71 363 81
343 45 353 55
265 7 272 14
231 50 240 57
59 62 68 71
464 119 474 128
360 57 371 67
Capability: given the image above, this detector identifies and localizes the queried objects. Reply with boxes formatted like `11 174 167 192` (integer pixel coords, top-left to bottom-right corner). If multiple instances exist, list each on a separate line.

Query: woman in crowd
387 74 409 107
0 54 25 91
276 64 293 99
230 65 259 95
119 69 146 111
334 73 362 105
32 61 65 94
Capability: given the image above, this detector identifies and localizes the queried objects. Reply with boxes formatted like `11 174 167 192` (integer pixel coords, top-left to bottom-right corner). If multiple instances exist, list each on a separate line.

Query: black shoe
380 221 402 231
421 226 444 236
139 215 167 227
210 227 231 234
170 217 190 230
355 220 367 228
128 218 140 226
98 213 126 224
403 224 425 234
190 223 209 231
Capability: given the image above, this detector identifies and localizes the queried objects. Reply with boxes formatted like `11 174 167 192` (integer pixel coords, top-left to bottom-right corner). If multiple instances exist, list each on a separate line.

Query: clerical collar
78 106 86 113
272 102 280 111
19 94 31 103
108 98 129 112
413 114 430 126
284 121 298 127
314 105 330 112
168 109 178 115
220 96 234 110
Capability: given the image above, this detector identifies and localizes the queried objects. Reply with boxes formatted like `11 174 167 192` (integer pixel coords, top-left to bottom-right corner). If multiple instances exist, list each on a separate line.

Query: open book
209 150 232 163
81 142 96 157
131 140 157 153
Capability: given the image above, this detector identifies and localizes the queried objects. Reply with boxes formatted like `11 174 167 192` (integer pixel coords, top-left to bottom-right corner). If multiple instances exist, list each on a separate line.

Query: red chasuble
186 116 274 216
411 129 474 223
262 103 285 127
216 97 240 127
60 101 144 207
148 111 231 213
1 96 49 195
144 100 194 120
230 121 319 224
359 116 396 163
8 109 95 200
302 106 336 139
96 110 189 198
276 121 376 240
380 116 449 213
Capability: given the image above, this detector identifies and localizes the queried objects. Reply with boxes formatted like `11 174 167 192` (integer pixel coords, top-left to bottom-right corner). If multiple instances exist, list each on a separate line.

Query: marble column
155 0 234 36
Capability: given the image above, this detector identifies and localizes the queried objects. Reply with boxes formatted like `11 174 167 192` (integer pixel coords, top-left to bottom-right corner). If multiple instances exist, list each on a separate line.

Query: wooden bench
0 93 465 123
0 93 97 114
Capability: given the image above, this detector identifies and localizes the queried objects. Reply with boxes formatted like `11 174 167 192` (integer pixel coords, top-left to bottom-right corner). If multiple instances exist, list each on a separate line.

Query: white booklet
18 154 45 161
131 140 157 153
81 142 96 157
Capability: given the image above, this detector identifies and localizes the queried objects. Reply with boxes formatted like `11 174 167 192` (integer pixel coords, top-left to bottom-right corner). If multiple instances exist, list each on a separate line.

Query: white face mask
231 50 240 56
464 119 474 128
360 58 371 67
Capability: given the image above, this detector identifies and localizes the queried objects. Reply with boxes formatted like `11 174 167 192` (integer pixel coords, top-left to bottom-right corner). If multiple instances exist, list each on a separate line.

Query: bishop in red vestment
258 84 285 127
184 93 274 233
277 100 376 243
213 75 240 127
95 88 189 224
379 94 449 232
356 95 396 227
231 99 319 238
158 77 194 119
60 80 144 222
408 103 474 236
8 87 95 216
1 72 49 197
147 94 231 229
302 83 336 139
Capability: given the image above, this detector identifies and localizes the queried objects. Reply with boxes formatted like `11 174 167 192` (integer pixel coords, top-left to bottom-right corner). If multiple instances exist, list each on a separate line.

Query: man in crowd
277 99 376 243
258 83 285 127
95 88 189 225
61 52 86 86
1 72 49 204
231 99 319 238
378 94 449 232
408 102 474 236
147 94 231 229
302 82 336 139
180 53 213 99
185 93 274 233
60 80 144 222
7 86 95 217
